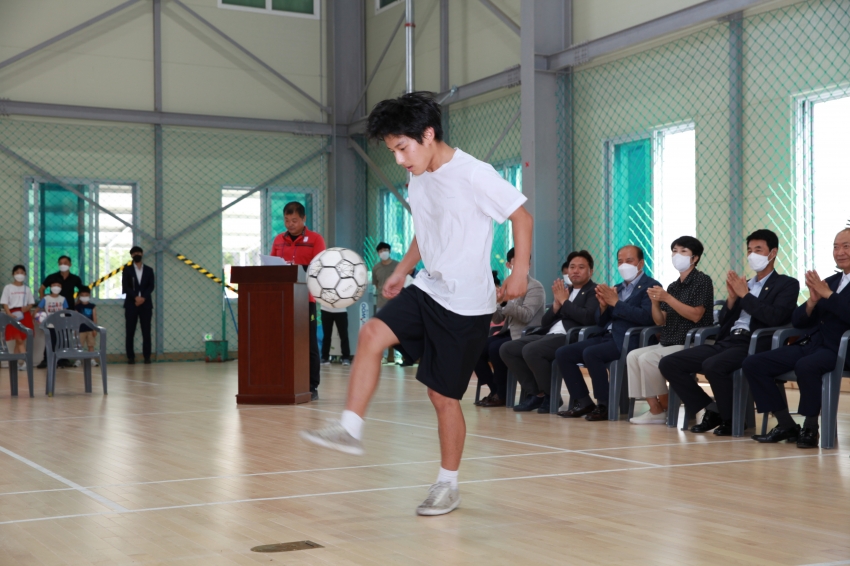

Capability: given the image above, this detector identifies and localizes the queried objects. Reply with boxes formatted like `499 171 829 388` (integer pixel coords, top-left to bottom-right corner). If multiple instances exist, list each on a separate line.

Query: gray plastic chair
735 328 850 448
0 313 34 397
42 310 107 397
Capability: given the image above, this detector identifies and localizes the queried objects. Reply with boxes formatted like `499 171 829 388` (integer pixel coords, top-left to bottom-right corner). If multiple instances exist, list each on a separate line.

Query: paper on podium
260 254 291 266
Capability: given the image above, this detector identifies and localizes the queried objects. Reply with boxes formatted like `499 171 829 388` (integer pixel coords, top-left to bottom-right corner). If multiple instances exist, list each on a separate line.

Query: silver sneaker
299 420 364 456
416 482 461 516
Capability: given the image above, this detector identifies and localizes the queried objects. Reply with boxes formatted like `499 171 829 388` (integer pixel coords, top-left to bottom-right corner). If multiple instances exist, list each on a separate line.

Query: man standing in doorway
37 255 84 368
122 246 155 364
271 202 326 400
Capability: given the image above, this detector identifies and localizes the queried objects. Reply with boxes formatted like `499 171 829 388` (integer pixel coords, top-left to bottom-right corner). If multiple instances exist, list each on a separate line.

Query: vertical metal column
439 0 449 142
405 0 415 93
728 12 744 273
153 0 165 357
560 1 574 261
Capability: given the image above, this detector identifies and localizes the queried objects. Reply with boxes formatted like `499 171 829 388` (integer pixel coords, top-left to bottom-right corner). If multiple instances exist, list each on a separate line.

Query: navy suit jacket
122 264 156 310
717 271 800 350
792 272 850 352
532 280 599 335
596 273 661 353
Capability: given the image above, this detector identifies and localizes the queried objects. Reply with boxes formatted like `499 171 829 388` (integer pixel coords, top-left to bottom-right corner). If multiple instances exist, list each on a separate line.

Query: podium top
230 265 306 284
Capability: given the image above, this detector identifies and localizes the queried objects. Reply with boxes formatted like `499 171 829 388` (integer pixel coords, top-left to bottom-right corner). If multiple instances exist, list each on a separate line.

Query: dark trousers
658 336 750 420
125 305 152 361
500 334 567 395
321 311 350 360
309 303 320 391
741 337 837 417
473 334 512 398
555 334 621 404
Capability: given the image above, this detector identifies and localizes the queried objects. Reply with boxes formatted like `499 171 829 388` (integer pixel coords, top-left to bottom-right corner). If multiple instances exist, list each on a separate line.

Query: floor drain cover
251 541 324 553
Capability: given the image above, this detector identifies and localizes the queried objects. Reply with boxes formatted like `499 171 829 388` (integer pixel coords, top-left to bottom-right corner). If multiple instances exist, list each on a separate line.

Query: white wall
0 0 326 122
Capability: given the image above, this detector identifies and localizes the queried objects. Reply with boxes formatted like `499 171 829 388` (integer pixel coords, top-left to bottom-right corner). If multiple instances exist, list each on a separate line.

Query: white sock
436 467 458 489
340 410 364 440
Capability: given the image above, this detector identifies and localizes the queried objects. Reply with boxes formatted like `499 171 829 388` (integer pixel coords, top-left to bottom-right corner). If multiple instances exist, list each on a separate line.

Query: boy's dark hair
78 286 91 295
376 242 391 252
367 92 443 143
506 248 515 264
130 246 143 255
492 270 501 287
746 229 779 251
58 255 72 264
12 264 26 274
283 201 306 218
566 250 595 269
618 245 644 261
670 236 704 266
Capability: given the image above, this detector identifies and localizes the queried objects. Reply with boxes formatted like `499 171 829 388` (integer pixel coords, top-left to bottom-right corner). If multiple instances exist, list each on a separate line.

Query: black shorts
374 285 492 400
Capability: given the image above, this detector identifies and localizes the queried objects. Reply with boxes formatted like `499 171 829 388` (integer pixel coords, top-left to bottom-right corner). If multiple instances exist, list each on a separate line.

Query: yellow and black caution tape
89 261 133 290
176 254 238 293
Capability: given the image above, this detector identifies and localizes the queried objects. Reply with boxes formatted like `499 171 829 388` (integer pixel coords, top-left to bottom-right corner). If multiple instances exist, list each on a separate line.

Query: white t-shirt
547 287 582 336
1 284 35 310
409 149 527 316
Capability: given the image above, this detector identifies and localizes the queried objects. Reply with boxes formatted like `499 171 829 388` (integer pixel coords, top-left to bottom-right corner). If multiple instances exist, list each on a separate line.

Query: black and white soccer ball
307 247 368 309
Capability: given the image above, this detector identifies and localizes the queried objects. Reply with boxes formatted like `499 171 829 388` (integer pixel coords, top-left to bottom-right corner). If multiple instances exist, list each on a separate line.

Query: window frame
24 176 140 304
218 0 320 20
375 0 403 15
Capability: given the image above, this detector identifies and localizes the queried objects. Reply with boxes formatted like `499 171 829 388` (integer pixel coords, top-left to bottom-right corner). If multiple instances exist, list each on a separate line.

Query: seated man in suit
659 229 799 435
555 245 660 421
502 250 599 412
742 228 850 448
473 248 545 407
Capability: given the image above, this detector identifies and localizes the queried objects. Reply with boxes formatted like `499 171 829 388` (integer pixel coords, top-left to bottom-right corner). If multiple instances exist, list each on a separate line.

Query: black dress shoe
480 394 505 407
712 421 733 436
36 360 47 369
537 394 561 413
558 403 596 418
585 404 609 421
796 428 819 448
311 390 319 401
690 409 722 433
752 424 800 443
127 359 136 365
474 392 493 406
513 394 545 412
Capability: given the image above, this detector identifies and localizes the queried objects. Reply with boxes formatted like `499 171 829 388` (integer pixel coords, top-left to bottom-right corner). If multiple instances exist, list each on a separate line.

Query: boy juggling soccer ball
301 92 533 516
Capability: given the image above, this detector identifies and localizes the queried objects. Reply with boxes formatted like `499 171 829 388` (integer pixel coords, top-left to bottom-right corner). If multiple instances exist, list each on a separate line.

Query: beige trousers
626 344 684 398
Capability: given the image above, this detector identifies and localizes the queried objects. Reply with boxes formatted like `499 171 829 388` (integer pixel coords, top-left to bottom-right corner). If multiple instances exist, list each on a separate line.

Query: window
219 0 319 19
25 180 138 300
221 185 316 296
604 124 696 285
796 92 850 279
375 0 402 15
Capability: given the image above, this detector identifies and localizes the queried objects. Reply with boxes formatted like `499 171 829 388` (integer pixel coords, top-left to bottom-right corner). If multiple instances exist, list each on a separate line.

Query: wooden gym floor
1 362 849 565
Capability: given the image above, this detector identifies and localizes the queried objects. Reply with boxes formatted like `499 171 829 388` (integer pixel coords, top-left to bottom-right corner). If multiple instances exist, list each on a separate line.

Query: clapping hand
726 270 749 298
595 284 619 309
805 270 831 301
552 279 569 306
647 285 668 303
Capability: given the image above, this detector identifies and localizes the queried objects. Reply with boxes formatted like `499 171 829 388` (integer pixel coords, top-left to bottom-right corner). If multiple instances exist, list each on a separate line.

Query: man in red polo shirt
270 201 326 400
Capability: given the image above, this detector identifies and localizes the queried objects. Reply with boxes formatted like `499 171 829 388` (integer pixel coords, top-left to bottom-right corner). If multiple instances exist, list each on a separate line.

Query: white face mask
13 274 26 282
79 296 91 304
58 265 70 272
50 286 62 295
618 262 639 282
747 252 771 272
378 251 390 261
672 253 693 273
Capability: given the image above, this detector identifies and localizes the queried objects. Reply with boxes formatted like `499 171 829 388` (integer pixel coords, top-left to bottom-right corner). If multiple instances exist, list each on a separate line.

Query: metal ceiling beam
437 66 521 107
0 100 337 136
153 0 162 112
0 0 141 72
171 0 331 115
545 0 773 70
477 0 520 36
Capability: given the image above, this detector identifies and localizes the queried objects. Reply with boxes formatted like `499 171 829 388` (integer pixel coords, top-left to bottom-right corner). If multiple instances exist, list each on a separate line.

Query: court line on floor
0 452 838 527
0 445 127 513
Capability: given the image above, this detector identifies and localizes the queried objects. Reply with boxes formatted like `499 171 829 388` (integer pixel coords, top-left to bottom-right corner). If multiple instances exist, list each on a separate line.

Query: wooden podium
231 266 311 405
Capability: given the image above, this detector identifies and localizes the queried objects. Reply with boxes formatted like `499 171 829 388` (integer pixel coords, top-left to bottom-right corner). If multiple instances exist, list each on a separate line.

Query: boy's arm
383 237 422 300
500 206 532 302
92 306 98 325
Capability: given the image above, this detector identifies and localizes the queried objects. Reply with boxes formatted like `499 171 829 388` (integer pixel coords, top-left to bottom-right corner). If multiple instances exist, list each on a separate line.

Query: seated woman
628 236 714 424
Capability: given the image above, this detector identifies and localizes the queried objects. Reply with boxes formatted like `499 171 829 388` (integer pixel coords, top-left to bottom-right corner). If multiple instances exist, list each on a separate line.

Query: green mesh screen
564 0 850 298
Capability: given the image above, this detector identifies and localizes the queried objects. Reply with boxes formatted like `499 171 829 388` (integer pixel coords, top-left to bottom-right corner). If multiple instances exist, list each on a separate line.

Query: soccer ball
307 248 368 309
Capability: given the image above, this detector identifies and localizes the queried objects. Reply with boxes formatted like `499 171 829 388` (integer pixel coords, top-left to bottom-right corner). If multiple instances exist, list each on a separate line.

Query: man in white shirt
498 251 599 412
301 92 533 516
